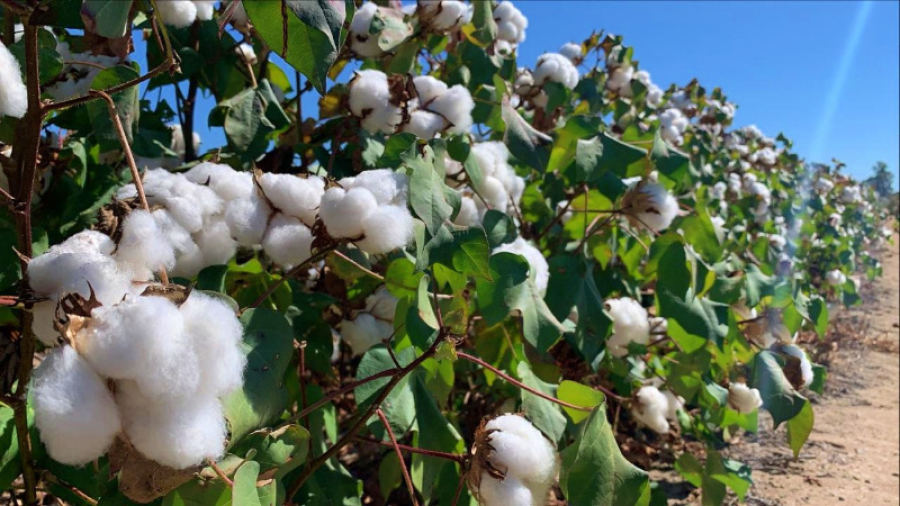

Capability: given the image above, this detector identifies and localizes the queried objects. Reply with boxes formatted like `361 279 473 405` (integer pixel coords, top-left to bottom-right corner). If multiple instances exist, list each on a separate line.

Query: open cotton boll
493 1 527 46
340 314 394 356
413 75 448 104
427 85 475 134
559 42 583 63
27 230 117 296
45 43 122 101
185 162 253 202
662 390 684 421
349 2 384 58
156 0 198 28
632 386 670 434
357 205 414 254
825 269 846 287
646 84 664 107
492 238 549 294
118 383 226 469
728 382 762 414
349 70 402 133
194 219 238 266
658 108 688 144
32 346 122 465
179 291 246 398
345 169 409 206
0 41 27 119
606 66 634 93
364 286 398 321
533 53 579 90
418 0 471 32
625 182 679 232
192 0 215 20
479 414 558 504
320 187 379 238
478 474 534 506
262 213 314 268
235 43 257 65
453 194 480 227
224 190 273 246
258 173 325 225
604 297 651 357
115 210 176 277
781 344 813 387
403 109 446 139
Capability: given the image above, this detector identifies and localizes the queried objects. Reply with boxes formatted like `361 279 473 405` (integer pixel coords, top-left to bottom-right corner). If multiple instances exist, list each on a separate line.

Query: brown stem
247 245 336 309
89 89 170 285
354 435 465 463
451 470 467 506
376 409 419 506
209 459 234 488
456 352 593 412
332 250 384 281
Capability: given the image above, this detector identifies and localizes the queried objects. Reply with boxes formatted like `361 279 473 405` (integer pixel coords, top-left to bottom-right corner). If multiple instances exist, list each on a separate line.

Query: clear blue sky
138 1 900 187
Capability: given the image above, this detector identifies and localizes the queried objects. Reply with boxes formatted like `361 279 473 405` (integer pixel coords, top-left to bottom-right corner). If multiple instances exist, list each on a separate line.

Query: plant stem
248 246 337 309
376 409 419 506
209 460 234 488
456 352 593 412
353 435 465 463
332 250 384 281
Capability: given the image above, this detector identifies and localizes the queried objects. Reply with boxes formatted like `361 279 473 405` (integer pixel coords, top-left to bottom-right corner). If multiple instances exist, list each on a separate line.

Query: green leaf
88 64 141 148
517 362 567 443
355 347 416 439
502 100 551 171
569 136 603 182
557 380 606 424
408 152 453 234
597 133 647 177
546 255 610 362
750 351 808 427
242 0 350 92
476 253 565 351
468 0 497 46
0 405 25 491
560 404 651 506
808 298 828 337
223 308 295 444
650 130 690 181
233 461 262 506
418 224 492 280
411 376 464 498
786 400 814 458
482 210 517 247
82 0 133 38
228 425 311 480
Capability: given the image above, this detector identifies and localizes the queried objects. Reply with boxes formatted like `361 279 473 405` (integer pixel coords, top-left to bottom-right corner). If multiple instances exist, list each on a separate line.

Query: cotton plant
492 237 549 294
416 0 472 33
492 1 528 55
622 181 680 232
631 385 681 435
339 286 399 356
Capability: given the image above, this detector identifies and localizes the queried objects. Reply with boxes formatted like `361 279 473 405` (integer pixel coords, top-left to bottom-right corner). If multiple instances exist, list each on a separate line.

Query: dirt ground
655 234 900 505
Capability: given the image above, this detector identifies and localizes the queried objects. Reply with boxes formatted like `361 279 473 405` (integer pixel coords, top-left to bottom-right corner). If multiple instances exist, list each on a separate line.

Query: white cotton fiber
46 43 121 101
492 238 549 294
825 269 846 287
658 108 689 144
453 194 480 227
340 314 394 356
169 124 201 160
782 345 813 387
418 0 471 32
78 295 200 401
630 182 679 232
179 291 246 398
349 2 384 58
662 390 684 421
413 75 448 105
476 414 558 505
478 475 534 506
32 300 62 347
493 1 527 47
225 190 273 246
156 0 198 28
32 346 122 465
427 85 475 134
349 70 403 134
403 110 446 139
115 209 177 277
192 0 216 20
604 297 650 357
28 231 126 302
357 205 414 254
117 382 226 470
533 53 579 90
195 219 239 266
262 213 314 267
364 286 398 321
606 66 634 93
185 162 253 202
235 43 257 65
320 187 378 238
258 173 325 225
345 169 409 206
559 42 582 63
728 382 762 414
0 41 28 119
632 386 670 434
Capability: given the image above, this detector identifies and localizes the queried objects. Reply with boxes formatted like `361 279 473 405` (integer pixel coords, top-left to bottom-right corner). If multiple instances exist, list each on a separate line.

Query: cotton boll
815 178 834 193
345 169 409 206
418 0 471 32
403 109 445 139
179 291 246 398
320 187 379 238
781 344 813 387
559 42 583 63
258 173 325 225
0 41 28 118
478 175 509 213
27 231 118 296
662 390 684 421
224 191 273 246
413 75 448 105
357 205 414 254
533 53 579 90
482 414 558 493
349 3 384 58
115 210 176 277
604 297 651 357
185 162 253 201
453 195 480 227
658 108 688 144
728 382 762 414
825 269 846 287
710 181 727 200
192 0 216 20
340 314 394 356
156 0 198 28
626 182 679 232
606 66 634 93
492 238 549 294
428 85 475 134
348 70 402 133
194 219 238 266
235 43 257 65
118 384 226 469
32 346 122 465
646 84 663 107
262 213 314 268
169 124 201 160
768 234 786 250
493 2 527 46
364 286 398 321
632 386 670 434
478 474 533 506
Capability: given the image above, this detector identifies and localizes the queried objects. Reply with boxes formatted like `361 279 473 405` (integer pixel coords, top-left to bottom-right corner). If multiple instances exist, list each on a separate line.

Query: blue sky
140 1 899 186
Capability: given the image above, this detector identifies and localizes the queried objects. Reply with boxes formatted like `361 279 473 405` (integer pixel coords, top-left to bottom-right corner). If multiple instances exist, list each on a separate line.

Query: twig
89 89 170 285
248 245 337 309
451 470 467 506
209 459 234 488
43 473 98 505
332 250 384 281
376 409 419 506
354 435 465 462
456 352 593 411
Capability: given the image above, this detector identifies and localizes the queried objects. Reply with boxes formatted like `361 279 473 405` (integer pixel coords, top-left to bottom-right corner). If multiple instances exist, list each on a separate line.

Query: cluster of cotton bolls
0 41 27 119
622 181 680 232
513 52 580 108
604 297 651 357
815 177 835 194
741 173 772 220
492 237 549 294
416 0 472 33
155 0 216 28
492 1 528 55
631 385 682 434
727 382 763 414
748 146 778 166
348 70 474 139
338 286 398 356
658 108 690 144
448 141 525 227
604 46 634 94
31 288 245 469
45 42 122 101
840 185 862 204
471 414 559 506
703 99 736 121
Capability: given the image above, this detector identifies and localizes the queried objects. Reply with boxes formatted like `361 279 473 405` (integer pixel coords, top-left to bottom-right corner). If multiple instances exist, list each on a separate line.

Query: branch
332 250 384 281
247 245 337 309
353 435 465 463
376 409 419 506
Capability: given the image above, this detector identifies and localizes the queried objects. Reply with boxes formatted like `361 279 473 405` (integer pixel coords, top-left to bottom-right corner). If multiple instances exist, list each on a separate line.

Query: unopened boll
604 297 650 357
349 70 402 134
493 2 527 50
825 269 846 287
32 346 122 465
625 182 679 232
632 386 670 434
532 53 579 90
728 382 762 414
417 0 472 32
475 414 558 506
0 40 27 118
349 3 384 57
492 238 549 294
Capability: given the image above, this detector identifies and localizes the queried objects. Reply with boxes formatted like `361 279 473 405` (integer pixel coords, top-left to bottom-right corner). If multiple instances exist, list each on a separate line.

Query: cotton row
339 286 399 356
32 289 245 469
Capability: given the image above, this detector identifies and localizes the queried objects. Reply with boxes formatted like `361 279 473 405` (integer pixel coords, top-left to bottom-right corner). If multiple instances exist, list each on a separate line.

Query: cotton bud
0 40 27 119
349 3 384 57
32 346 122 465
622 182 679 232
492 238 549 294
533 53 579 90
418 0 472 32
348 70 403 134
632 386 670 434
340 313 394 356
825 269 846 287
235 43 257 65
604 297 651 357
469 414 559 506
493 1 528 49
558 42 583 64
781 344 813 388
728 382 763 414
